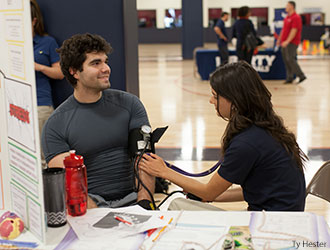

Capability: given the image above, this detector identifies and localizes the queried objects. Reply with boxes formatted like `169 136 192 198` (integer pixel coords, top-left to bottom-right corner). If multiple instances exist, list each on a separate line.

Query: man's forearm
214 27 227 40
136 169 155 201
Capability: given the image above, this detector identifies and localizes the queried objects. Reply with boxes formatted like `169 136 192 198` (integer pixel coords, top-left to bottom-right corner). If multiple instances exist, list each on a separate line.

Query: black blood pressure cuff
186 193 203 201
137 199 155 210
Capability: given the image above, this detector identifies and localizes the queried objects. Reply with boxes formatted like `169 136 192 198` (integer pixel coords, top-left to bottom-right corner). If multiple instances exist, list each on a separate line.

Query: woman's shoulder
233 125 269 143
234 19 251 28
37 35 59 47
39 35 56 42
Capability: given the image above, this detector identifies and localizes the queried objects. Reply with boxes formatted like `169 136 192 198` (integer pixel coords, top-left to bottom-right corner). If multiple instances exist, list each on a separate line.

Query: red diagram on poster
9 104 30 124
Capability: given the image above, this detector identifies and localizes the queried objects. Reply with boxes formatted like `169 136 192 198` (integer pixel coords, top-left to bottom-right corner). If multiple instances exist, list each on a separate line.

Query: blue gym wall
36 0 138 107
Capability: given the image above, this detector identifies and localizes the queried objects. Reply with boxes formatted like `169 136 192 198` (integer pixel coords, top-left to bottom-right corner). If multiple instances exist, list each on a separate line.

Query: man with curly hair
42 33 155 209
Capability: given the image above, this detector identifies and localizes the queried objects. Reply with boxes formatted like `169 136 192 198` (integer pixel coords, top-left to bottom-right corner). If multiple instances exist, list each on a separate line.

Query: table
2 207 329 250
195 48 286 81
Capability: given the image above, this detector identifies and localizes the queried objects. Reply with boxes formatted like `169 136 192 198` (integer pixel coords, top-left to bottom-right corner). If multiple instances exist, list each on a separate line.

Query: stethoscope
164 159 222 177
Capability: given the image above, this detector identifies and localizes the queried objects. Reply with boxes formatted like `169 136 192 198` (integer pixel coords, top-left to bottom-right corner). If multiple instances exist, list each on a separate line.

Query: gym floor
138 43 330 223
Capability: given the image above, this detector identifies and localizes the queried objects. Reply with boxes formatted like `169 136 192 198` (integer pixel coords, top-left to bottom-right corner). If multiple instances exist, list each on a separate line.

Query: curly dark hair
210 61 307 172
56 33 113 87
238 6 250 18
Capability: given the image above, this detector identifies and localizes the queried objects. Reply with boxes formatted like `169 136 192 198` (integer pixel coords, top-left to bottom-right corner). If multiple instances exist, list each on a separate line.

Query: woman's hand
139 153 169 179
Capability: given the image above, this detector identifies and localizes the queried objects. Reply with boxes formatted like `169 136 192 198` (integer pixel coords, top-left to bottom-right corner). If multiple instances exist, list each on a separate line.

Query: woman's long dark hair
210 61 307 172
30 0 46 36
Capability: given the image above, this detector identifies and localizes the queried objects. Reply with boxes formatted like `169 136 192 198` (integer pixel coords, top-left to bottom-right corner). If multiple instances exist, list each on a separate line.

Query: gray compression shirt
42 89 150 200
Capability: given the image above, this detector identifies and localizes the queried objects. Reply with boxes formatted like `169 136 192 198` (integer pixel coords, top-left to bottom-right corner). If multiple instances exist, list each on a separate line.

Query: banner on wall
274 8 286 39
0 0 46 243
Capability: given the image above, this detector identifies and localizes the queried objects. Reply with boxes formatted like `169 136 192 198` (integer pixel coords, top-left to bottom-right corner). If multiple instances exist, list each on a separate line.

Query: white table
2 209 329 250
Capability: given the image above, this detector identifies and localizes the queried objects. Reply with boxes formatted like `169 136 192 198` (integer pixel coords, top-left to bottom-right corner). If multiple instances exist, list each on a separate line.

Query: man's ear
69 67 79 80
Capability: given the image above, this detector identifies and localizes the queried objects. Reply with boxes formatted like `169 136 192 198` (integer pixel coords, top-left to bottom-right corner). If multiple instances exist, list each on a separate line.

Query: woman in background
30 0 63 166
140 61 307 211
232 6 257 64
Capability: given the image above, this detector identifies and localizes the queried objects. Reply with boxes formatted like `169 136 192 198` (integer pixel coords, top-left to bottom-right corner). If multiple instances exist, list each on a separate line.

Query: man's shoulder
102 89 148 125
103 88 134 98
103 89 139 105
292 13 302 21
216 19 224 26
48 95 75 121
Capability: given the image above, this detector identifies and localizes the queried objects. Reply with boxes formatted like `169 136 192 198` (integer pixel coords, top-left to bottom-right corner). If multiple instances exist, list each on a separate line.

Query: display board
0 0 46 243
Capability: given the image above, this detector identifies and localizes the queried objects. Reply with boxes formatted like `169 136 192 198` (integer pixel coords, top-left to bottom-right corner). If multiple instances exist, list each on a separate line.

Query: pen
114 215 133 226
151 211 183 242
152 217 173 242
144 215 165 239
147 228 157 237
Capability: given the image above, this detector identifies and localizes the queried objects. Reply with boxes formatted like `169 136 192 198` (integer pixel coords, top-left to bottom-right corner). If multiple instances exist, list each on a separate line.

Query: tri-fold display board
0 0 46 243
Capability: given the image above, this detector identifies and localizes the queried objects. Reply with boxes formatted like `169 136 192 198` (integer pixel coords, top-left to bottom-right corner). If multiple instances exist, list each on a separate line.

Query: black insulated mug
42 168 67 227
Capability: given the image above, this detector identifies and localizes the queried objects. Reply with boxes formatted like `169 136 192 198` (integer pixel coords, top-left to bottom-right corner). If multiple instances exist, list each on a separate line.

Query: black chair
306 161 330 203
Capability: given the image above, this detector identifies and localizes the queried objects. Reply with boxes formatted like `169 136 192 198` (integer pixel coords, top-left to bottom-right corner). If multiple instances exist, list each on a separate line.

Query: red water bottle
64 150 87 216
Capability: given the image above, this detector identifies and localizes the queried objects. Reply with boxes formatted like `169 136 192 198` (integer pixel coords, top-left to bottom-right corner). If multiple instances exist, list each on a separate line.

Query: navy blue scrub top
218 125 306 211
33 35 60 106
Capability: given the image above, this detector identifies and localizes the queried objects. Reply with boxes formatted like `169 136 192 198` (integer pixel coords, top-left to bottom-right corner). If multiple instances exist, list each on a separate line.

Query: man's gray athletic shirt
42 89 150 200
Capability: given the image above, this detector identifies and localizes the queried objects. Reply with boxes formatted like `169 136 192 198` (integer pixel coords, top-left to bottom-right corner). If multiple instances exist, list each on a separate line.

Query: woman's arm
139 153 232 201
214 186 244 202
35 61 64 80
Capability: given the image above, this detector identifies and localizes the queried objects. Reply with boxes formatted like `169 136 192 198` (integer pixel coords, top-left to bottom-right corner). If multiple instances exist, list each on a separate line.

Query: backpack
244 31 258 51
243 21 258 51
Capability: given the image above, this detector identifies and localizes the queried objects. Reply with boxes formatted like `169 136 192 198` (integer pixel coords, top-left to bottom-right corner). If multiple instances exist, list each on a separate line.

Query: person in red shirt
277 1 306 84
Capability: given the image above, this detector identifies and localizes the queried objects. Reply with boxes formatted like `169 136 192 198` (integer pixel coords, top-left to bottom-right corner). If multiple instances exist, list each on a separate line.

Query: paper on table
93 211 151 228
66 233 145 250
249 212 327 249
316 215 330 245
67 206 168 241
141 223 229 250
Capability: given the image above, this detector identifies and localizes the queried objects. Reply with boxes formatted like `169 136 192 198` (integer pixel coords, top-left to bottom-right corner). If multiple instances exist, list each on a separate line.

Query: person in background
42 33 155 210
232 6 257 64
321 28 330 50
30 0 63 166
276 1 306 84
140 61 307 212
214 12 229 66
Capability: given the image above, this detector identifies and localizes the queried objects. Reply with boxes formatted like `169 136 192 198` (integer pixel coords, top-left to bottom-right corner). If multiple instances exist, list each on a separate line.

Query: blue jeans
89 192 137 208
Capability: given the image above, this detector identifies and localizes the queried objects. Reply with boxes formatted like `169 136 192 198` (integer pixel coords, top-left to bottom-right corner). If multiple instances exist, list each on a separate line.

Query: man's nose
102 63 110 72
